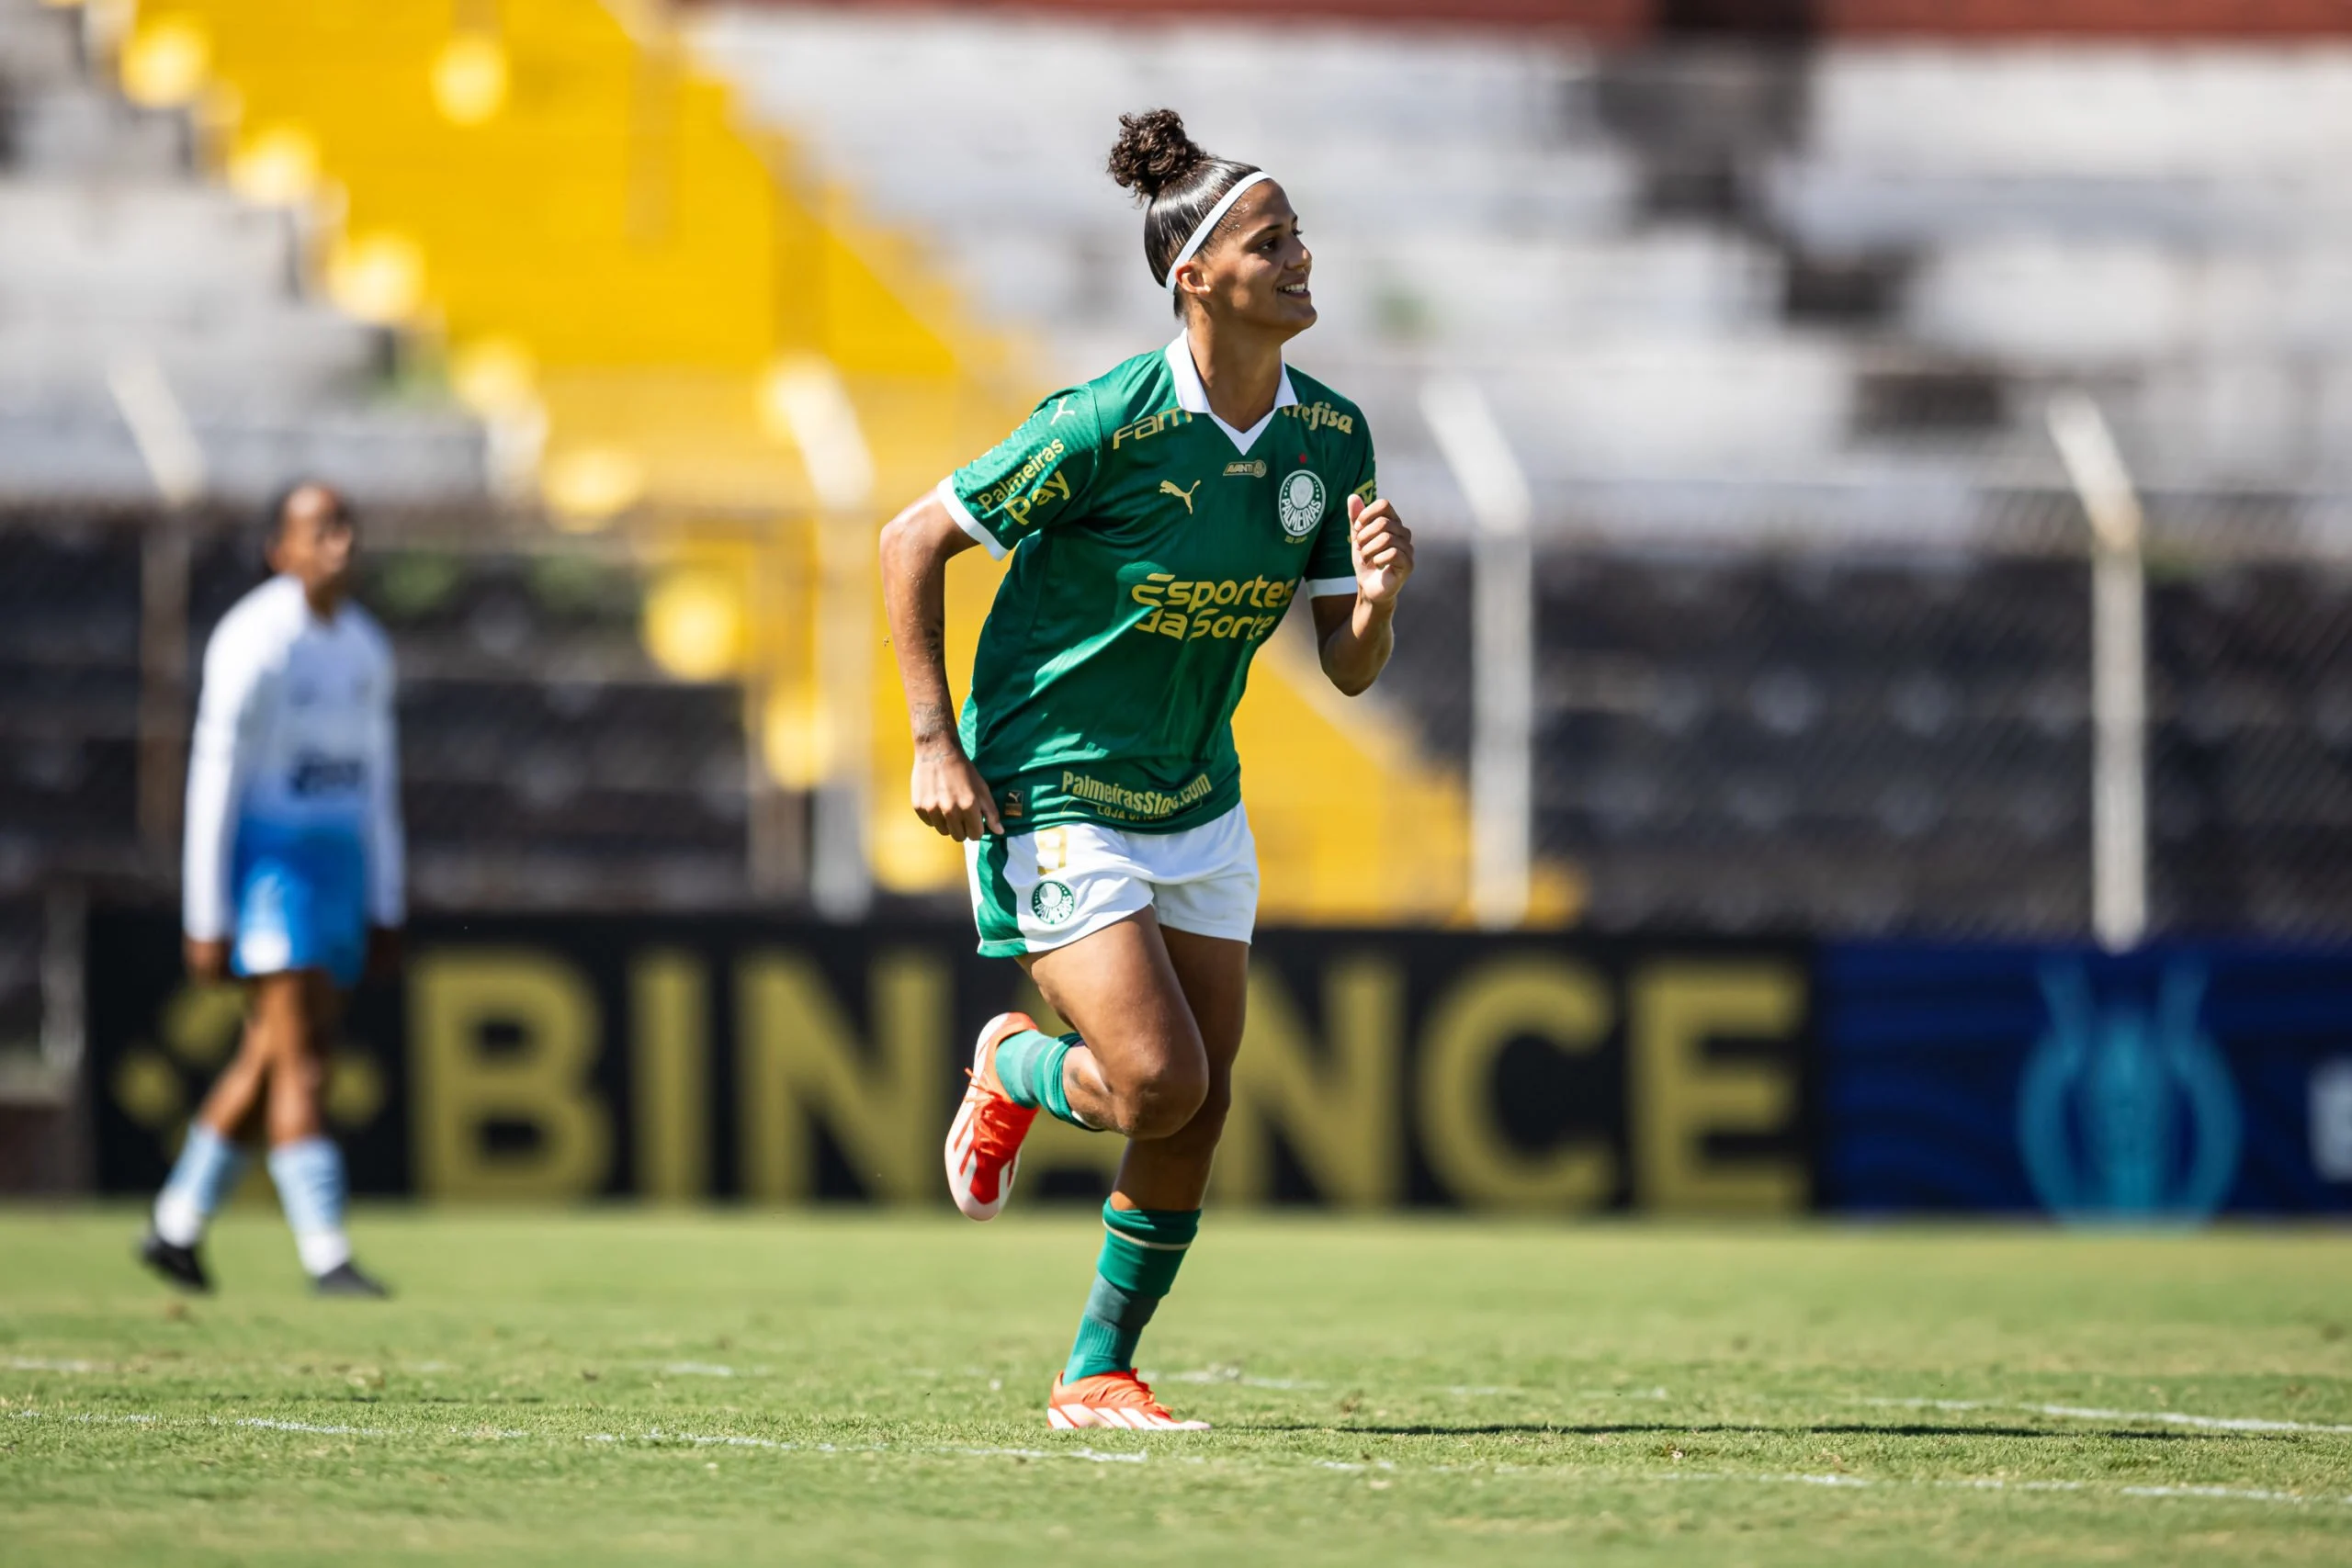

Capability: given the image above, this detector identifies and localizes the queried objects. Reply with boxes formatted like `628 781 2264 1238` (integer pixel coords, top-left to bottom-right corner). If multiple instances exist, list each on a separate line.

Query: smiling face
1170 180 1315 341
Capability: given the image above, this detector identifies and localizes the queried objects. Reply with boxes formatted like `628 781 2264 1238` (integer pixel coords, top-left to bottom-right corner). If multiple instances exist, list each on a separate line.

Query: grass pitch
3 1209 2349 1565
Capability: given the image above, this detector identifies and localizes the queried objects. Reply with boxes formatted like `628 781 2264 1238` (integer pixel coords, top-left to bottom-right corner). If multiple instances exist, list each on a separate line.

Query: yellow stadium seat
161 0 1487 923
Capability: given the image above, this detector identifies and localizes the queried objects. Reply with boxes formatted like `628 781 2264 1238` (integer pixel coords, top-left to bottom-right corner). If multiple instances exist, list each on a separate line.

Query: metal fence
1381 490 2352 941
0 510 757 919
6 487 2352 1060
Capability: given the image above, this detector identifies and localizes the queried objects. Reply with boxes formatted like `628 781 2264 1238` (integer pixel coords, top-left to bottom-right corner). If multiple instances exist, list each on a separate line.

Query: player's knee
1112 1057 1210 1141
228 1021 273 1067
1179 1074 1233 1145
284 1048 326 1094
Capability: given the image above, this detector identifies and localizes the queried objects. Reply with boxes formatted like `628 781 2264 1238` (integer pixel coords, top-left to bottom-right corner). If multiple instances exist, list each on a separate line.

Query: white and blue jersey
182 575 404 987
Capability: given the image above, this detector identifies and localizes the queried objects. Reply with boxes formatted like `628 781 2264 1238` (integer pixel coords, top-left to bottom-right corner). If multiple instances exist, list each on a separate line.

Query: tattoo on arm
911 600 957 748
882 495 976 755
910 700 957 750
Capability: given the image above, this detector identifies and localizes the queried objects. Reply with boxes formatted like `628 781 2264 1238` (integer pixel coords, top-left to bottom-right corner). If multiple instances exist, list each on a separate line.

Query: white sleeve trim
1306 576 1360 598
936 477 1007 561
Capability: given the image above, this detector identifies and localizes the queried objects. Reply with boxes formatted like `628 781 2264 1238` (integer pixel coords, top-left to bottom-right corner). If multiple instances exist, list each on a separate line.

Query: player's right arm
879 389 1101 842
181 615 272 979
879 491 1001 842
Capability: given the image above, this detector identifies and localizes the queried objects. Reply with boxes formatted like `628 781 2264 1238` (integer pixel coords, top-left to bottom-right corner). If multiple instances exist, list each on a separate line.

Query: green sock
993 1029 1090 1128
1063 1202 1200 1382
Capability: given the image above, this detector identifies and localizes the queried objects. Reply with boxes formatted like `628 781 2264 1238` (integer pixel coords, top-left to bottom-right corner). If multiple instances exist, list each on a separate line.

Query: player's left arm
1311 437 1413 695
363 634 406 981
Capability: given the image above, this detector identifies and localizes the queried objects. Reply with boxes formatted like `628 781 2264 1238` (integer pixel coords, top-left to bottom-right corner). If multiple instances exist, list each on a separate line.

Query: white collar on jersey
1164 335 1296 457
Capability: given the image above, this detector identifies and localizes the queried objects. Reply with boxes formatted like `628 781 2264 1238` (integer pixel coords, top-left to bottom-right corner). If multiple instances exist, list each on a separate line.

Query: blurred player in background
881 109 1414 1429
140 482 401 1298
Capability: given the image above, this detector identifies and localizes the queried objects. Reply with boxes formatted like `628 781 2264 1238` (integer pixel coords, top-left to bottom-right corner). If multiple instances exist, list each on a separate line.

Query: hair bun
1107 108 1208 201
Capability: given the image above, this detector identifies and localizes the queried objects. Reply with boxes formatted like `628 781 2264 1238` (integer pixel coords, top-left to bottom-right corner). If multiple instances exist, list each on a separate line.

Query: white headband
1161 169 1276 293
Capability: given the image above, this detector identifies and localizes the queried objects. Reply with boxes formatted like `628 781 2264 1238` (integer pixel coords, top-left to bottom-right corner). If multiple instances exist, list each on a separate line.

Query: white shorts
965 803 1259 958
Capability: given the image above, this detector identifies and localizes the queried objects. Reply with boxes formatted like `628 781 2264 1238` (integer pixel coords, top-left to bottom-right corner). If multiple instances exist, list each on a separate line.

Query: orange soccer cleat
1046 1371 1210 1431
944 1011 1042 1221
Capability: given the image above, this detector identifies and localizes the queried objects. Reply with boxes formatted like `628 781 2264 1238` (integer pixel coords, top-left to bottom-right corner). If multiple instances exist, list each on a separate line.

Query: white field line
6 1356 775 1382
1157 1369 1672 1402
2034 1404 2352 1435
1657 1468 2348 1510
1157 1373 2348 1435
9 1408 1142 1466
586 1428 1153 1466
1399 1461 2351 1512
12 1405 2346 1505
238 1418 369 1435
1161 1369 1324 1390
1858 1397 2352 1436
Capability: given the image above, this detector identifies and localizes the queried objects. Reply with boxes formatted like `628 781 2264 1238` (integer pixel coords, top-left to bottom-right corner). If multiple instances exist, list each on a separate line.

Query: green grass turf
3 1209 2350 1565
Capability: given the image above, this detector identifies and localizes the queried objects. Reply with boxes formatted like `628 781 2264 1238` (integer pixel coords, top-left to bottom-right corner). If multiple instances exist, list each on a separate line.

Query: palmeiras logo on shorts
1276 469 1325 538
1030 879 1077 926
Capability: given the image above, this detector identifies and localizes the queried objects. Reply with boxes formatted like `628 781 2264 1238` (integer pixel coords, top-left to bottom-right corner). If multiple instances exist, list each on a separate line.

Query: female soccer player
879 109 1414 1430
140 483 399 1298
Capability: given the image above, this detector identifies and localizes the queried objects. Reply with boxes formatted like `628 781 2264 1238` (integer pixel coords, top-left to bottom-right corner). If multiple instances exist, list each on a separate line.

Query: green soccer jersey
940 335 1376 835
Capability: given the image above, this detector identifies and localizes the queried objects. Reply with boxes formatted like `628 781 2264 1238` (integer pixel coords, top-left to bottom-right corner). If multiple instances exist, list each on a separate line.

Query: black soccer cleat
138 1231 212 1293
311 1260 390 1299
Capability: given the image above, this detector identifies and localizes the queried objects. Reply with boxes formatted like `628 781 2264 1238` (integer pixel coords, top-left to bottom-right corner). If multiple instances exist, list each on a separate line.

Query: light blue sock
153 1123 248 1247
266 1138 352 1276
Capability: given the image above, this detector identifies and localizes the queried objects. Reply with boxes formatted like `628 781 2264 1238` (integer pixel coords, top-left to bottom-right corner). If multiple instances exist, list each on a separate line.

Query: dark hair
257 479 351 563
1106 108 1261 308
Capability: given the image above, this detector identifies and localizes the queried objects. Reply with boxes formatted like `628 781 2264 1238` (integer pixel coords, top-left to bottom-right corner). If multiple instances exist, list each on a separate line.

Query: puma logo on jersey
1159 479 1202 513
1048 397 1076 423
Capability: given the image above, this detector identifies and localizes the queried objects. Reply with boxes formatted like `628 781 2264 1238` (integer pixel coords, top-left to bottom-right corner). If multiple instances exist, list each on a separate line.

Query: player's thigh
1158 926 1248 1074
1024 908 1207 1094
247 969 331 1064
247 969 306 1032
1143 807 1255 1074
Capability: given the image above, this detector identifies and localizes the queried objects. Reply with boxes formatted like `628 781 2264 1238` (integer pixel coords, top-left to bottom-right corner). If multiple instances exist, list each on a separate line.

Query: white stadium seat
692 10 2352 512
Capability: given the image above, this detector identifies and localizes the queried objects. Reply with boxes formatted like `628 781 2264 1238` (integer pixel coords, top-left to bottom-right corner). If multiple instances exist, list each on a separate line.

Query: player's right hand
184 936 230 982
910 744 1004 841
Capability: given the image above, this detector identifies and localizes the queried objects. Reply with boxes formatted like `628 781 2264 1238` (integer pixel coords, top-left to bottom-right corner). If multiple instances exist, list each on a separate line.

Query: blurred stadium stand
0 0 1483 1103
695 1 2352 940
698 5 2352 509
9 0 2352 1109
143 0 1466 925
0 0 487 505
0 513 757 1002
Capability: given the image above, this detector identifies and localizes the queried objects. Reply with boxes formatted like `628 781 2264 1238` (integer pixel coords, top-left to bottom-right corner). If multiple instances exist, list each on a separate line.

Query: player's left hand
365 926 403 983
1349 495 1414 608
